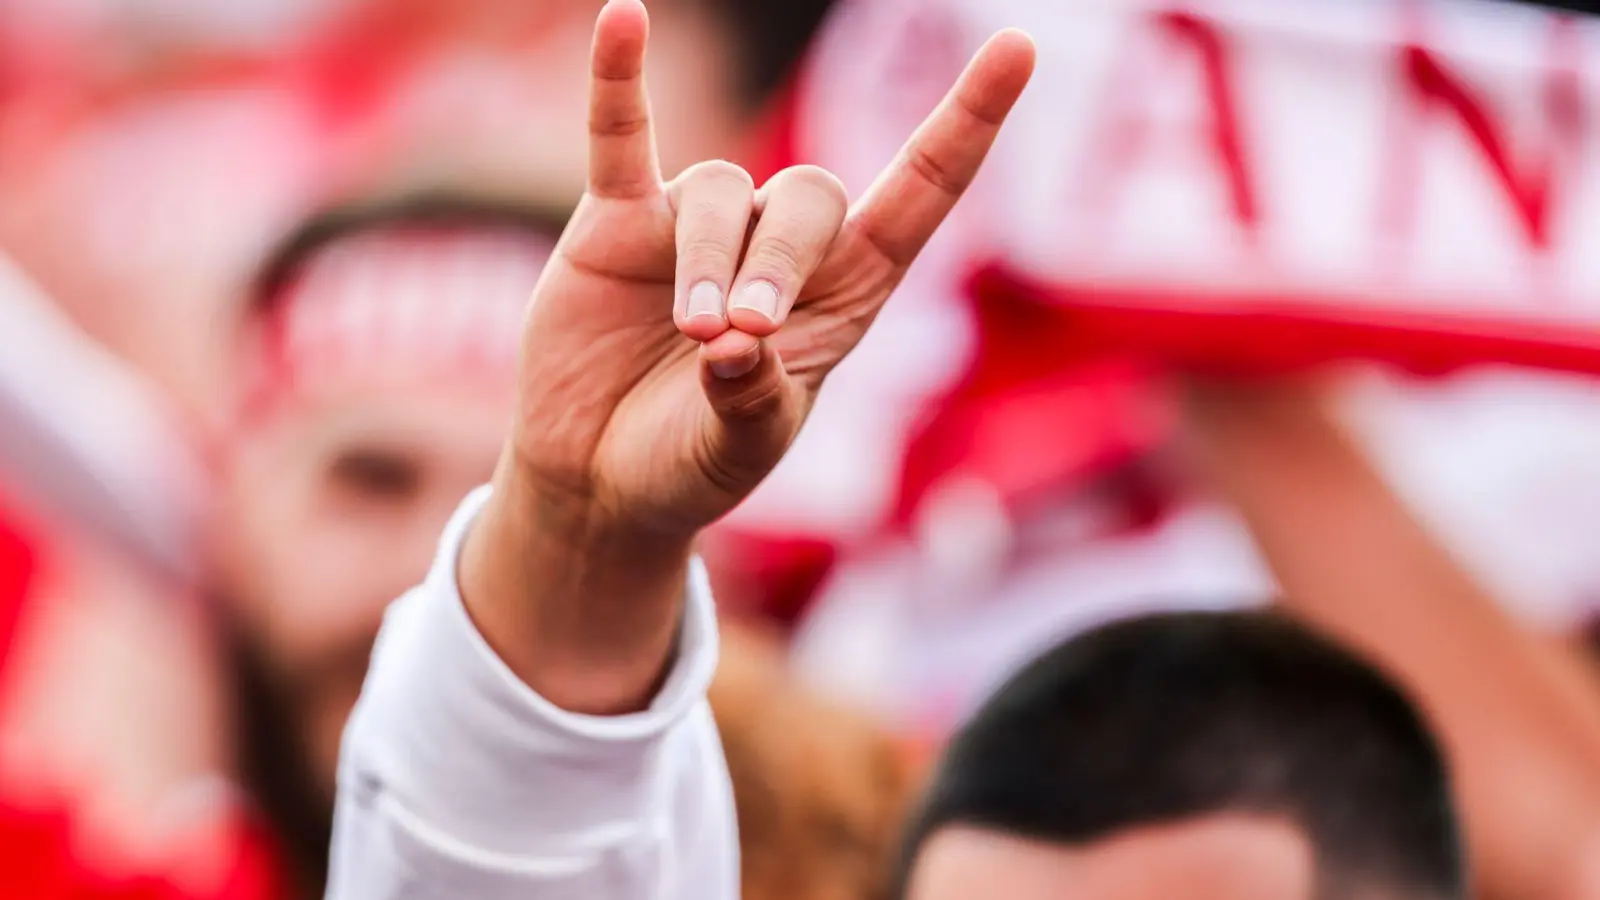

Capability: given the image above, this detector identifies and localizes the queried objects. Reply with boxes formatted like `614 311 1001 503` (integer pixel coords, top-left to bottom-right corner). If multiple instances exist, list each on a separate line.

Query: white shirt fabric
325 487 739 900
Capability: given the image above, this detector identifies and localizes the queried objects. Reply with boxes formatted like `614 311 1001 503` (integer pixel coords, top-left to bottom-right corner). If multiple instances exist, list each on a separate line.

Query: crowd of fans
7 0 1600 898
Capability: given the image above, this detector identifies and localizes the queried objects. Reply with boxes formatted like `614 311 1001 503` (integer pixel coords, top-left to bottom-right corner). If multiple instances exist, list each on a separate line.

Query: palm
511 0 1035 536
519 191 712 530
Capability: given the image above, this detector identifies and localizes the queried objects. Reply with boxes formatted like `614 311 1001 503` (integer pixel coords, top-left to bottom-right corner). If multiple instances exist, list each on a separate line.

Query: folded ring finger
729 165 849 337
669 160 756 342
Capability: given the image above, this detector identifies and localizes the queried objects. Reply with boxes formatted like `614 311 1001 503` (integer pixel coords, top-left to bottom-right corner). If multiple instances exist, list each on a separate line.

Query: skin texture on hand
1180 378 1600 900
459 0 1036 715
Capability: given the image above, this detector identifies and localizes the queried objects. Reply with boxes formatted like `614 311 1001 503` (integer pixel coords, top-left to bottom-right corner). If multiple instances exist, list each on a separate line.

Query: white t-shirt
326 487 739 900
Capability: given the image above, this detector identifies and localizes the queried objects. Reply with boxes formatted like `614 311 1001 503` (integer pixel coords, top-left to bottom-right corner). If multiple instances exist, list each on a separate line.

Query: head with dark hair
897 611 1465 900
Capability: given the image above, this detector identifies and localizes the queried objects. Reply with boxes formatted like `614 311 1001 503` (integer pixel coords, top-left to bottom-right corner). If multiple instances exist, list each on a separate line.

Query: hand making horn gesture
464 0 1035 712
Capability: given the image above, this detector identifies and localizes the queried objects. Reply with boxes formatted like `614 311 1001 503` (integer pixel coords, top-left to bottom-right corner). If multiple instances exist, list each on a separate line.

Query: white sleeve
325 486 740 900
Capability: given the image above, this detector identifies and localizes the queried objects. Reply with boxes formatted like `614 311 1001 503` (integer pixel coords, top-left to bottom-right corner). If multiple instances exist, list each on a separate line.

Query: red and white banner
764 0 1600 722
804 0 1600 376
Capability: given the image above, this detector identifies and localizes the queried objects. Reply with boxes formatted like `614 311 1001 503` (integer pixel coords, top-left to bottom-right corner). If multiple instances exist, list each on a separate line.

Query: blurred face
905 815 1315 900
208 0 758 812
223 392 510 785
219 224 544 801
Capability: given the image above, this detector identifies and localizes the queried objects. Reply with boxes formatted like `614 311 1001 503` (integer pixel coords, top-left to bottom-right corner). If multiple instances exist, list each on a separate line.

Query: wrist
459 466 696 715
489 456 697 576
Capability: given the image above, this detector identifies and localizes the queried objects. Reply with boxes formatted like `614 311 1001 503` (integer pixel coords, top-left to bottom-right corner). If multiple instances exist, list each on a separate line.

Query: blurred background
7 0 1600 898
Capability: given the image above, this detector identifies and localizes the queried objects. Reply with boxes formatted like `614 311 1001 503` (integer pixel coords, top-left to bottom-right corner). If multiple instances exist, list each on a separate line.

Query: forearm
1185 382 1600 899
1188 386 1551 695
328 487 735 900
461 464 693 715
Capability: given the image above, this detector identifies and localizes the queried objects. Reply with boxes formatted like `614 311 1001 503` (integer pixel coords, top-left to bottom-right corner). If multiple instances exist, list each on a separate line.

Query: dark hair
897 610 1466 899
225 607 334 897
707 0 840 106
1505 0 1600 12
252 190 571 309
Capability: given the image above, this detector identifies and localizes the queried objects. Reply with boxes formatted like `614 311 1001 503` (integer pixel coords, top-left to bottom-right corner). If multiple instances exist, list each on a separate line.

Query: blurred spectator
219 188 907 897
897 610 1466 900
13 0 1600 898
0 254 277 898
3 180 913 899
217 196 557 889
752 0 1600 745
2 0 844 893
1182 378 1600 900
751 6 1600 898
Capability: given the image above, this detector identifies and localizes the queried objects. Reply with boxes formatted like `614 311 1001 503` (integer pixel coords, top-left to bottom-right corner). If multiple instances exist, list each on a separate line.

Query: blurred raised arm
1183 379 1600 900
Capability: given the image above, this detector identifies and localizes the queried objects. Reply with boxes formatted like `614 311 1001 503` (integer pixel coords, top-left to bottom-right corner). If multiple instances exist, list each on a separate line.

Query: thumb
696 330 801 496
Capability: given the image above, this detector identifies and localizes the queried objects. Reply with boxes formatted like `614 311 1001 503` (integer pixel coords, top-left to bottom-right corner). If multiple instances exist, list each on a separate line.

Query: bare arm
1183 380 1600 900
460 467 691 716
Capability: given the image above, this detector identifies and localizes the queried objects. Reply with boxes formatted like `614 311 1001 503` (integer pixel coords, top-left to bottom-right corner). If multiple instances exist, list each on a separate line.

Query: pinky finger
700 329 766 383
696 330 799 493
699 330 789 421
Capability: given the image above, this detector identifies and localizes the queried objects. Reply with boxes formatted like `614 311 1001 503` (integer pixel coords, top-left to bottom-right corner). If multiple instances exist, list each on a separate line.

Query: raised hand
509 0 1034 536
466 0 1034 712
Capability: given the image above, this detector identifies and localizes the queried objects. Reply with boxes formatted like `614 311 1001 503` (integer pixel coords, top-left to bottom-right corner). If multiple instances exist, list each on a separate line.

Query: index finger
852 29 1036 267
588 0 661 199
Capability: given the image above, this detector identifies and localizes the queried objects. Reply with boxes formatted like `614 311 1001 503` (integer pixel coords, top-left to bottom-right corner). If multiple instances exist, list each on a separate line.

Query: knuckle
905 144 969 197
788 165 850 202
715 378 788 423
685 159 755 192
747 232 808 277
695 379 795 496
682 231 737 255
770 165 849 209
694 424 762 497
680 198 744 234
681 236 739 272
696 441 749 498
590 112 650 139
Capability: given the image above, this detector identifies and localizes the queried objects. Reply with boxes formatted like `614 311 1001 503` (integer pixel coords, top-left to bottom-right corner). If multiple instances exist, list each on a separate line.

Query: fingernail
711 345 761 380
688 282 724 320
731 281 781 323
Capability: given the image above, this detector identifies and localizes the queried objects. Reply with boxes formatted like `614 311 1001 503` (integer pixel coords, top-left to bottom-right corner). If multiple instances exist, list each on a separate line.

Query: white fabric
326 486 739 900
791 501 1272 735
804 0 1600 327
1346 368 1600 629
0 252 208 580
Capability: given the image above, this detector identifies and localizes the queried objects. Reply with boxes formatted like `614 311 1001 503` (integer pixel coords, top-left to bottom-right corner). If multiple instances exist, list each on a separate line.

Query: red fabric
0 498 37 676
0 499 283 900
704 531 839 627
0 799 284 900
969 263 1600 380
889 286 1173 531
717 65 1181 623
734 74 806 185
